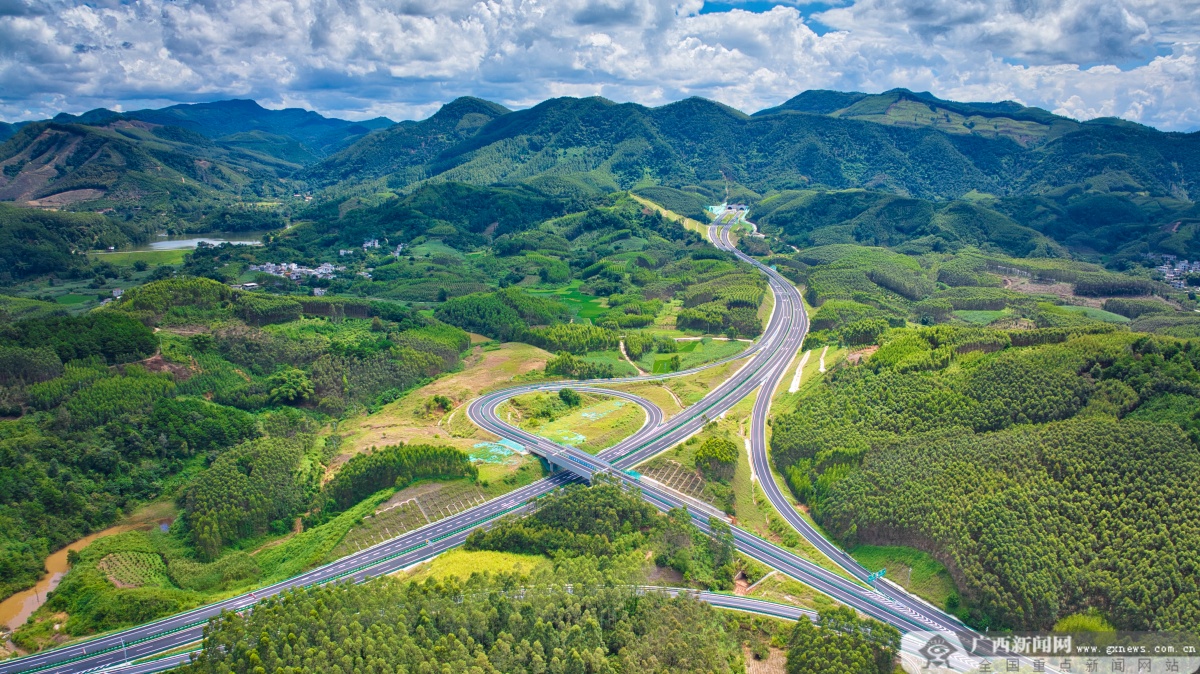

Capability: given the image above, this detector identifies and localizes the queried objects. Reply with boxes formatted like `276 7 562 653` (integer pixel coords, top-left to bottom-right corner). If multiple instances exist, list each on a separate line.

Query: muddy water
0 525 134 631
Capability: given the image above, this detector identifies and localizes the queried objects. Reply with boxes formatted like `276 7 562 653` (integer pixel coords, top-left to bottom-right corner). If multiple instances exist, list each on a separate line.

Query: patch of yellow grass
507 392 647 455
339 342 553 457
630 195 710 236
607 382 684 418
749 573 841 614
400 549 549 583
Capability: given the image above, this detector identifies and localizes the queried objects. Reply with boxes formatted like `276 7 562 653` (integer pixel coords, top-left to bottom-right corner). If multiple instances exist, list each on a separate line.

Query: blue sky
1 0 1197 131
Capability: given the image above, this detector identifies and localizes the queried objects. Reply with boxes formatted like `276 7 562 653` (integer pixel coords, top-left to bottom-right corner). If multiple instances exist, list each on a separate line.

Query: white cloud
0 0 1196 130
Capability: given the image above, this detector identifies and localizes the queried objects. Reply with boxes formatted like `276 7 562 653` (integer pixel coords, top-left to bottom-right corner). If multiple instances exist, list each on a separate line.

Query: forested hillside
750 241 1200 344
2 90 1196 276
173 481 898 674
0 203 153 280
0 277 474 616
299 91 1199 207
753 187 1200 263
0 120 305 230
772 327 1200 631
183 185 767 354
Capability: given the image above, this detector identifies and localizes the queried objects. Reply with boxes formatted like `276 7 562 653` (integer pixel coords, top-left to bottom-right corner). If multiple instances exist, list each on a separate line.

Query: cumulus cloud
0 0 1196 130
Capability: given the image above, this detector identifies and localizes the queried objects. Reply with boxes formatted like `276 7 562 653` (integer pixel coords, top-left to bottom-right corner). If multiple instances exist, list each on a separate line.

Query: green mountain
300 97 509 187
755 88 1078 145
0 120 297 219
3 89 1198 265
753 187 1200 262
305 92 1198 207
52 99 393 158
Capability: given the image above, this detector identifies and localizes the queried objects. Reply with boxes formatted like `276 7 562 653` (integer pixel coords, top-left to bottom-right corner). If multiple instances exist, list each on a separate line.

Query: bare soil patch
26 189 106 207
162 325 209 336
744 646 787 674
1003 275 1101 306
846 345 878 365
132 353 193 381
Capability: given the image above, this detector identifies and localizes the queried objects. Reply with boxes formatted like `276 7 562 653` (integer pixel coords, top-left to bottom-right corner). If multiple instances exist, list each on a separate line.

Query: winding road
2 207 987 674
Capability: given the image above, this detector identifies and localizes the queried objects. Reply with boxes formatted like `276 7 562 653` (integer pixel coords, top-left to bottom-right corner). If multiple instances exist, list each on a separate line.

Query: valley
0 88 1198 674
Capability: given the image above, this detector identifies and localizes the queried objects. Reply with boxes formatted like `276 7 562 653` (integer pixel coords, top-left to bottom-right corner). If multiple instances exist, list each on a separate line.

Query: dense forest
0 276 474 613
177 559 761 674
755 243 1200 344
772 327 1200 631
467 480 755 592
0 203 153 281
177 483 899 674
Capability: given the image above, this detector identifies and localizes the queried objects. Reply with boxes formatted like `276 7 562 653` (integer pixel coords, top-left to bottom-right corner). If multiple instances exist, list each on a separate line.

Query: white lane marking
788 349 811 393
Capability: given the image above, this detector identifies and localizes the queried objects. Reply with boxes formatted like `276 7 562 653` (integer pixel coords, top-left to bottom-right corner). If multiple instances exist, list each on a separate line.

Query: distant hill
306 92 1199 205
4 90 1198 263
754 88 1078 146
52 100 394 158
0 119 304 225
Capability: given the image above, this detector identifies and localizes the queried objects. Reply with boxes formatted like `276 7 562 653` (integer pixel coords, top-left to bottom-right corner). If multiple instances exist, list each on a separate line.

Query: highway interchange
3 207 989 673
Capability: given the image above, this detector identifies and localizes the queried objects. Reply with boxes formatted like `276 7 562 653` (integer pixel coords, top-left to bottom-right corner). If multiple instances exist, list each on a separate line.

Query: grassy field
637 337 747 373
409 240 464 260
630 194 711 236
529 280 608 321
849 545 960 610
578 350 639 377
401 549 549 583
502 391 647 455
55 293 92 305
639 356 752 407
758 281 775 324
339 342 554 456
749 573 841 614
1055 305 1131 323
608 381 684 418
89 249 189 267
1053 611 1116 632
953 309 1010 325
770 345 846 414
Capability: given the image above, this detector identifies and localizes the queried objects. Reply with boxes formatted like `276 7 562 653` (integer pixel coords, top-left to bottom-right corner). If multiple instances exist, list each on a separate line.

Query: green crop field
54 293 93 305
90 250 189 267
96 551 173 589
953 309 1009 325
1055 305 1131 323
530 281 607 321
